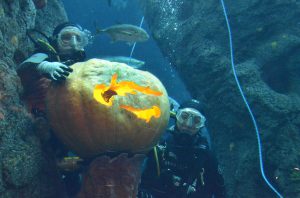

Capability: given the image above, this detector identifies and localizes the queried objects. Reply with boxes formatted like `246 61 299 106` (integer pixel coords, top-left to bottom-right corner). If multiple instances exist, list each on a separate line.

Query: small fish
101 56 145 69
96 24 149 44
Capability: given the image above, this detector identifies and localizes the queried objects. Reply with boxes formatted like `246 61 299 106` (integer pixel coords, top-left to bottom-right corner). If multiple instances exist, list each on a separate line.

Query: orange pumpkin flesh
46 59 170 157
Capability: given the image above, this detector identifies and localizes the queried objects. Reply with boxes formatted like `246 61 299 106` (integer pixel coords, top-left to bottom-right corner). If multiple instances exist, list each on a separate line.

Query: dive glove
138 189 154 198
37 61 73 81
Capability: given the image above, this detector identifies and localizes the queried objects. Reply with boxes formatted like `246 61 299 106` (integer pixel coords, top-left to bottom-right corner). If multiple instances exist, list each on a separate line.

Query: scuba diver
138 99 226 198
17 22 92 197
17 22 92 116
168 97 212 149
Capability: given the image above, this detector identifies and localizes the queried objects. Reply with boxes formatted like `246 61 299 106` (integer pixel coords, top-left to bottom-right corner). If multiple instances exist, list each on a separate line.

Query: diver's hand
138 189 153 198
37 61 73 81
56 156 84 172
186 184 196 195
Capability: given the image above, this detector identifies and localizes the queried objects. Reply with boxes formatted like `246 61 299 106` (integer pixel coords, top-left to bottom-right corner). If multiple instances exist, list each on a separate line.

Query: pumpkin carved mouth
120 105 161 123
94 73 163 123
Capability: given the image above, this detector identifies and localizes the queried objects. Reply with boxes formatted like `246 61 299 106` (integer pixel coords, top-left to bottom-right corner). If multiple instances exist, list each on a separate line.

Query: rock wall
0 0 68 197
140 0 300 197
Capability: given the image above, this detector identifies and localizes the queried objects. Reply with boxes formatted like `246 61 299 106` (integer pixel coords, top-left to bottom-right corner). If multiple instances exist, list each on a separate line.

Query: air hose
128 16 145 62
219 0 283 197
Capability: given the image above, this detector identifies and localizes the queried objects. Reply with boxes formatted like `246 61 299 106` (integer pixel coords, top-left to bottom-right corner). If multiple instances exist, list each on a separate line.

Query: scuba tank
27 29 61 61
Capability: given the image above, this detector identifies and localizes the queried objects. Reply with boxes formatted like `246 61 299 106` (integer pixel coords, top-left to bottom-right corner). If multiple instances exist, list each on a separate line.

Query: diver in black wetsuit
17 22 91 116
139 99 226 198
17 22 92 197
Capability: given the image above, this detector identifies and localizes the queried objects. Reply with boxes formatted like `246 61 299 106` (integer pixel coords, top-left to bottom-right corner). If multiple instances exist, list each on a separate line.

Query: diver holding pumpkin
138 99 226 198
17 22 92 116
17 22 92 197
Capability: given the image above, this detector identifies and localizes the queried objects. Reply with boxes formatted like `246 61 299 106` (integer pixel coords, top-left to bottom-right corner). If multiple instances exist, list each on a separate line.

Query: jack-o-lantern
46 59 170 157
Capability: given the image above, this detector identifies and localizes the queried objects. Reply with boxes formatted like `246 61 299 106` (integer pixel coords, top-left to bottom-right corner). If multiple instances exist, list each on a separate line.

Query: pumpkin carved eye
94 73 163 123
102 89 117 103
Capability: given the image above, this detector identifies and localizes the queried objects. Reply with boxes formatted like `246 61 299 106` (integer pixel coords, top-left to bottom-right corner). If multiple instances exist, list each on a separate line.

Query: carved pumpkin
46 59 169 157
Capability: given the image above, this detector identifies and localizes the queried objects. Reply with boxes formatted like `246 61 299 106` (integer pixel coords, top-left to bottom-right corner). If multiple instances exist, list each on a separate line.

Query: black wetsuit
139 127 226 198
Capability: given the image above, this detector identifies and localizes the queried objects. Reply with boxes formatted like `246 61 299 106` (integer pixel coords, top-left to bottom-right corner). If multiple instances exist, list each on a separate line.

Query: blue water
62 0 191 104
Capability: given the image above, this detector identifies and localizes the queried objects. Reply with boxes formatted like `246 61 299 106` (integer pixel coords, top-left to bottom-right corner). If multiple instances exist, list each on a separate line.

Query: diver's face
176 108 205 135
57 26 86 54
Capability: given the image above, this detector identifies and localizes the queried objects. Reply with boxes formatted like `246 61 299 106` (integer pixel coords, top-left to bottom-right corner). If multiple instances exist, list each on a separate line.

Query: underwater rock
4 0 14 4
34 0 68 37
0 59 67 197
0 0 69 197
141 0 300 197
77 154 145 198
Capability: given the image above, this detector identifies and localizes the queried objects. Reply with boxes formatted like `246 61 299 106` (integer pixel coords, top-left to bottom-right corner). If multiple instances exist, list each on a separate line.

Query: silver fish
96 24 149 44
101 56 145 69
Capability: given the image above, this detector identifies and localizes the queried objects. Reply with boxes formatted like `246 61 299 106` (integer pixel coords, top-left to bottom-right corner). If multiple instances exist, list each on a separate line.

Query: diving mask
57 26 92 53
176 108 206 135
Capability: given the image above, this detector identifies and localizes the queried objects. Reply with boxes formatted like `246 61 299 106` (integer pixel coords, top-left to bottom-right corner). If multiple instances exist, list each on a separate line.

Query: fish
96 24 149 44
101 56 145 69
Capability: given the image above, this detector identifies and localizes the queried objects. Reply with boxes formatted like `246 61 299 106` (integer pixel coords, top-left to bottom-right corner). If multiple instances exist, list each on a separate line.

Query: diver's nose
70 36 77 48
186 117 193 127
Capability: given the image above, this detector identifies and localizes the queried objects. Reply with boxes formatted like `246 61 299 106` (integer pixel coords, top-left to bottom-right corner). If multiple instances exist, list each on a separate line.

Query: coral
77 154 146 198
0 0 69 196
0 7 4 18
10 35 18 48
290 169 300 182
33 0 47 9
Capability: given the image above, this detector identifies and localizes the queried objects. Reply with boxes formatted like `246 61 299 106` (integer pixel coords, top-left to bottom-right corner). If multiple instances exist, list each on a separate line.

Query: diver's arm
18 53 73 81
200 127 212 149
17 53 49 73
17 53 49 90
